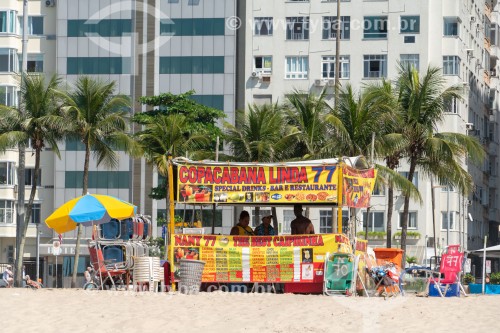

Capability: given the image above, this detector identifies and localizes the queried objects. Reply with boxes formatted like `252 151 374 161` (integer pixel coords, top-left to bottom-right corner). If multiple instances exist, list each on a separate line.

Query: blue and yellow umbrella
45 194 136 234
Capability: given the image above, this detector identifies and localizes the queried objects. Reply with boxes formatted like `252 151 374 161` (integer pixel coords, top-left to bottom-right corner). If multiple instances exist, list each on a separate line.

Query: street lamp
432 184 451 248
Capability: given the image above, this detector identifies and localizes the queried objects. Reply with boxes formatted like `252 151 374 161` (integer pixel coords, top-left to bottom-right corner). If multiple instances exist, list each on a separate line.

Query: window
65 171 130 189
67 57 131 75
400 54 419 71
363 55 387 78
254 56 272 74
254 17 273 36
28 203 41 224
0 86 18 107
443 56 460 75
322 16 350 40
68 19 132 37
27 16 43 35
0 200 14 223
445 97 458 113
0 10 17 34
189 95 224 110
159 56 224 74
441 211 455 230
372 186 385 196
26 54 44 73
286 17 309 40
282 210 294 234
0 162 15 185
398 171 418 188
400 16 420 34
398 212 417 229
25 169 41 186
285 56 308 79
159 18 224 36
321 55 350 79
362 212 385 232
0 48 19 73
363 16 388 39
443 17 459 36
320 210 333 234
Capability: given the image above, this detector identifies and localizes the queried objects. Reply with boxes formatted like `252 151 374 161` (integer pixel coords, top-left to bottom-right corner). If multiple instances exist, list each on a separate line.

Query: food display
180 185 212 203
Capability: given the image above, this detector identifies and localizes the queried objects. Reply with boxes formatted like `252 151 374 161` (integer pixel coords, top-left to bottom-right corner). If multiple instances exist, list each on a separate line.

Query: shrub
490 272 500 284
463 273 475 284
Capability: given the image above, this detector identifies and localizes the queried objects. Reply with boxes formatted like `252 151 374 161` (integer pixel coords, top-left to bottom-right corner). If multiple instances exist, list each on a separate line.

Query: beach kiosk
166 157 376 293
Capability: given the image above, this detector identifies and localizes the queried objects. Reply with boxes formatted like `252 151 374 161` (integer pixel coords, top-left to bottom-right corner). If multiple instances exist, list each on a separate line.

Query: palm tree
134 113 209 223
224 103 299 227
0 74 66 286
325 84 420 241
393 65 485 260
58 76 133 288
285 89 332 160
225 103 298 162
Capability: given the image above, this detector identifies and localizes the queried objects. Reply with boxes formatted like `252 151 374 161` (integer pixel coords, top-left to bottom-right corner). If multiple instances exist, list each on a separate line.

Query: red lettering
174 235 182 246
298 167 307 183
317 236 324 246
213 167 222 184
230 167 239 183
257 167 266 184
179 166 188 183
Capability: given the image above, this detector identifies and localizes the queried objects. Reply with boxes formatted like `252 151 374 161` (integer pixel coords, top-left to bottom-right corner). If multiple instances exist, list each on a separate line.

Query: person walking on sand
291 204 314 234
3 265 14 288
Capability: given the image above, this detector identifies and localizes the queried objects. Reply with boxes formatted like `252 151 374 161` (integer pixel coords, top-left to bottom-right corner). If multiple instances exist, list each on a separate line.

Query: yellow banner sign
172 234 351 283
342 166 377 208
177 164 339 204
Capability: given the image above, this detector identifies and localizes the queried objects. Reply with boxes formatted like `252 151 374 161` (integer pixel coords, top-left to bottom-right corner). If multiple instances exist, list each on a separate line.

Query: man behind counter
290 204 315 234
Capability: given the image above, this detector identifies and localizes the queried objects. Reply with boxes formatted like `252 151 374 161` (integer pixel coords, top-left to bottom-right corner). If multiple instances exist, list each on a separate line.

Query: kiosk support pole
168 154 176 291
337 163 343 234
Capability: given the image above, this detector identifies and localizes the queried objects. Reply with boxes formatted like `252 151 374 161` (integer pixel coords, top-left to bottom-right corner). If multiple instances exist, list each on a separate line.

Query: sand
0 288 495 333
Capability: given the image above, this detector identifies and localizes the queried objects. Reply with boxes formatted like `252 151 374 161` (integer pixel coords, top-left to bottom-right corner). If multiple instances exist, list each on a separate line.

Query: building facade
237 0 500 262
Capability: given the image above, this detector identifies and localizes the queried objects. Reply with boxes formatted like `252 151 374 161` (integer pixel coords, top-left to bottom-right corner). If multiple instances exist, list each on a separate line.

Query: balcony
486 3 493 20
484 69 491 86
485 37 492 54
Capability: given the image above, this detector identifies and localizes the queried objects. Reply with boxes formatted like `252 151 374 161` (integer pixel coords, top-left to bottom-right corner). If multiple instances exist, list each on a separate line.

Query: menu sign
177 164 339 204
172 234 350 283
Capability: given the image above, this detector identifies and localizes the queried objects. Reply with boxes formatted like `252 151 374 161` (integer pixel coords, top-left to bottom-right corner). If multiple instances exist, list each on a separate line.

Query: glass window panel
400 16 420 33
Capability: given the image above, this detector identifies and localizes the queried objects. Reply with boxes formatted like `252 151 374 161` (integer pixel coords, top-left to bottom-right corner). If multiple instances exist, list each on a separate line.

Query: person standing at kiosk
230 210 255 235
291 204 315 234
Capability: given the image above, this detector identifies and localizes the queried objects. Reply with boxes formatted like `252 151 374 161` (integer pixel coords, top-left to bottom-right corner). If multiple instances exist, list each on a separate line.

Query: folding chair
424 245 467 297
99 219 121 240
324 252 357 296
88 242 128 290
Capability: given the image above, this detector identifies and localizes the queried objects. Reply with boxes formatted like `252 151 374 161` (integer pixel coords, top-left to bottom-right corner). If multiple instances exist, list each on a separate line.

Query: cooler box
373 248 404 267
428 281 459 297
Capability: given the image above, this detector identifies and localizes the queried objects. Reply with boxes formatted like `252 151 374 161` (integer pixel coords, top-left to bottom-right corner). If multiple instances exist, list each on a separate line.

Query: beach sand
0 288 495 333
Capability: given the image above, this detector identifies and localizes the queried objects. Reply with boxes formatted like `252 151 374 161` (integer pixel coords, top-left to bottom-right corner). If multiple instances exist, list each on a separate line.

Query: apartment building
236 0 500 261
0 0 237 287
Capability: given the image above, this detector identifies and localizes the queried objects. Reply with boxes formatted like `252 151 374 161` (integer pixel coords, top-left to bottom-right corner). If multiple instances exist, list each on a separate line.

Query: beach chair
120 218 134 241
99 219 121 240
424 245 467 297
88 242 128 290
323 252 357 296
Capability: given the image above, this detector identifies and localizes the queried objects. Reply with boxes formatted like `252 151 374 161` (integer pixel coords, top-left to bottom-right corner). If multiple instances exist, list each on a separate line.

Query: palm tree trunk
71 142 90 287
164 174 170 260
17 148 41 286
386 186 394 248
15 143 26 287
401 159 417 265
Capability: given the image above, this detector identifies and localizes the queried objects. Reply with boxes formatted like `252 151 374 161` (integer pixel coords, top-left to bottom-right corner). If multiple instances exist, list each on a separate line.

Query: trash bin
178 259 206 295
373 248 404 268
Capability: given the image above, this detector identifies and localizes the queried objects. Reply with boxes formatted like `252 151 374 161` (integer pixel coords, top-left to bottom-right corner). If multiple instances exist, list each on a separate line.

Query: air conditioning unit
465 122 474 130
260 75 271 83
470 15 476 22
327 79 335 86
251 71 258 78
314 79 323 86
467 199 472 206
45 0 56 7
